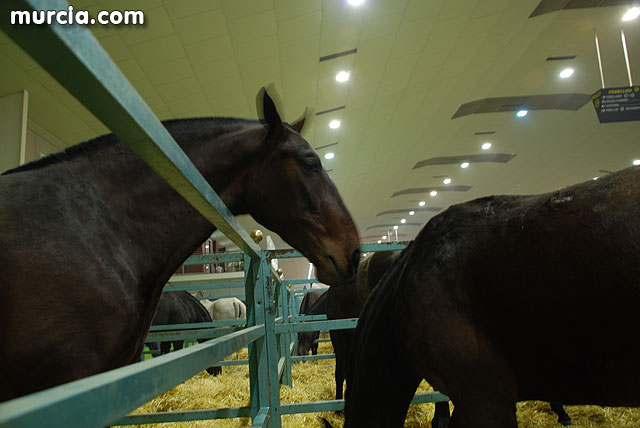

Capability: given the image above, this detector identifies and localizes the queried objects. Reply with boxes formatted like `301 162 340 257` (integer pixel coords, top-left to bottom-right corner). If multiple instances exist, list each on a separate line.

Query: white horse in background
201 297 246 323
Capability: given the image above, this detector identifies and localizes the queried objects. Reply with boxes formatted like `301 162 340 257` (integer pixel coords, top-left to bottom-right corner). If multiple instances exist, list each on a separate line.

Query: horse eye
301 157 320 172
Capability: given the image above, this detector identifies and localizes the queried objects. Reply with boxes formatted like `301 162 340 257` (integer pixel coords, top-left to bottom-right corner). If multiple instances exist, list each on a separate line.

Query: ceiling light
481 142 492 150
347 0 365 5
418 201 426 207
443 178 452 184
393 225 398 230
622 6 640 21
336 71 350 82
329 119 341 129
593 177 598 181
409 210 415 215
382 235 387 240
400 219 406 224
633 159 640 166
377 240 381 244
460 162 469 169
430 191 437 197
516 110 528 118
559 68 574 79
324 152 335 160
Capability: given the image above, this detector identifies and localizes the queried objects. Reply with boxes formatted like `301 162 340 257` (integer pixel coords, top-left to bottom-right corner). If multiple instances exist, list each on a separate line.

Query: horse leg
432 401 451 428
206 366 222 376
335 353 345 400
550 402 572 426
448 394 517 428
345 366 421 428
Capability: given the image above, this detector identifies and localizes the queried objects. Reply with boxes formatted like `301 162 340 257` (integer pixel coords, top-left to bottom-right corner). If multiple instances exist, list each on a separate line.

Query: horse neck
85 121 264 294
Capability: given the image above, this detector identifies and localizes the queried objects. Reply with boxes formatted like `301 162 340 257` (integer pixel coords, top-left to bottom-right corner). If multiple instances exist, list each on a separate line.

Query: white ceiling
1 0 639 250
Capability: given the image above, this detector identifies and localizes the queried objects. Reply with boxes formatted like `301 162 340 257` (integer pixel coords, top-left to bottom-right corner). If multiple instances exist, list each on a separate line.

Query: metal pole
594 31 606 89
621 29 634 86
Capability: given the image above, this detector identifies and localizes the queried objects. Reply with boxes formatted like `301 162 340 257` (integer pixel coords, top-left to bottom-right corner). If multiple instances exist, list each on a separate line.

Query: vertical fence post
256 252 282 428
280 281 293 386
245 254 269 422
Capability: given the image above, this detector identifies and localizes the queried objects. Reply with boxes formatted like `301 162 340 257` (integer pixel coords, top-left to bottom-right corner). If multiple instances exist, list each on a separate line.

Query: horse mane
2 117 259 176
345 242 415 386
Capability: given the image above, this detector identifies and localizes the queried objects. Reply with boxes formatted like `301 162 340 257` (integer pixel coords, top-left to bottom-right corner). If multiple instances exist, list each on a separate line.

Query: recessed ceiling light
324 152 335 160
443 178 452 184
400 219 406 223
559 68 574 79
382 235 387 240
393 225 398 230
460 162 469 169
633 159 640 166
481 142 492 150
622 6 640 21
516 110 528 118
409 210 415 215
430 191 437 197
347 0 365 5
593 177 598 181
418 201 426 207
329 119 341 129
335 71 350 82
377 240 382 244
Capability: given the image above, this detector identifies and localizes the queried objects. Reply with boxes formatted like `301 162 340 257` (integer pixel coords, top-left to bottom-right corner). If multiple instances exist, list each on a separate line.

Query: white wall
0 90 28 173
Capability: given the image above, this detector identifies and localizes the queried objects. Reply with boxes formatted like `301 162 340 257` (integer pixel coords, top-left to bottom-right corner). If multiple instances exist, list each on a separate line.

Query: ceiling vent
451 93 591 119
414 153 516 169
392 186 471 197
319 48 357 62
316 105 346 116
376 207 442 216
314 142 338 150
530 0 634 18
546 55 577 61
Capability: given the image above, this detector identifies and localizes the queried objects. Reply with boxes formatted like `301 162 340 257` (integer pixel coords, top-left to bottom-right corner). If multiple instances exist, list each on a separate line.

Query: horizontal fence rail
0 326 264 428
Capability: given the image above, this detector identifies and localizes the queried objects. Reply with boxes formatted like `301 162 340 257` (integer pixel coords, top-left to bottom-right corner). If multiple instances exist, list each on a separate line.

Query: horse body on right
344 166 640 428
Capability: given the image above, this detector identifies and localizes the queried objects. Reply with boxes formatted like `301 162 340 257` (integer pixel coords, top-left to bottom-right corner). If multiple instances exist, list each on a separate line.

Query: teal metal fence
0 2 449 426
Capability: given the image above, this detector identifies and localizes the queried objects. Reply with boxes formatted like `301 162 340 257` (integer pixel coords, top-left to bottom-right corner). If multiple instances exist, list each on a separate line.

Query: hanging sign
592 86 640 123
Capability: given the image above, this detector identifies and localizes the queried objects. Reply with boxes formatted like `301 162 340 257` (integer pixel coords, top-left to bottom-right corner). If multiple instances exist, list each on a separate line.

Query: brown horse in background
0 89 360 402
343 167 640 428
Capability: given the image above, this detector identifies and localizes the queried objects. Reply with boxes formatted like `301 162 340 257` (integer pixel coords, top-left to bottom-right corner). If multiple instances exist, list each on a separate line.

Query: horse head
243 88 361 285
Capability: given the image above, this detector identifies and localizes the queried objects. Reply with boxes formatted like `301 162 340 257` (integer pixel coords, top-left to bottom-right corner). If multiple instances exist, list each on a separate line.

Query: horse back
399 166 640 405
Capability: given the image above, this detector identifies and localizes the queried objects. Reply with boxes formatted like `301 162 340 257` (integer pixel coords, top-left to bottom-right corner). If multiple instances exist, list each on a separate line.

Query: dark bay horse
344 167 640 428
147 291 212 356
147 291 221 376
328 250 451 427
297 288 327 356
0 89 361 402
330 251 570 427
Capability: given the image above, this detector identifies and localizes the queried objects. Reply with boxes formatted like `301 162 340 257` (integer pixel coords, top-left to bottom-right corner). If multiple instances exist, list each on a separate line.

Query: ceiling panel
0 0 638 247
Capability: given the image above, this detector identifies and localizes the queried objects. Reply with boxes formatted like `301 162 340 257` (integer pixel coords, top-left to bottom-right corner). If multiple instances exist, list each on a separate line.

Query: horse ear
256 84 284 136
290 107 314 137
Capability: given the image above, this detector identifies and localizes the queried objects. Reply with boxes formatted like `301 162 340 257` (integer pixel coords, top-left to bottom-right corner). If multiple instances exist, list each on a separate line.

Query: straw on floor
122 340 640 428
